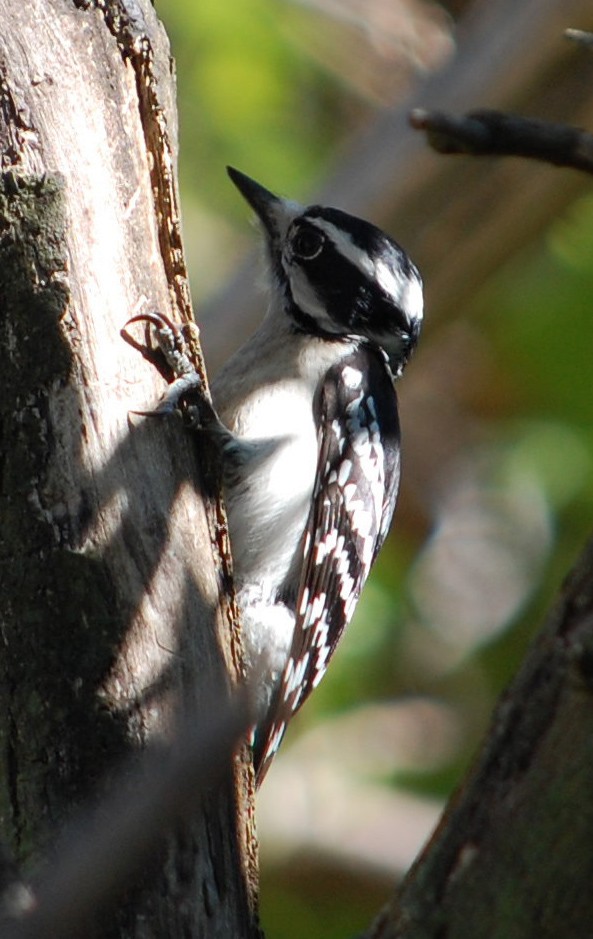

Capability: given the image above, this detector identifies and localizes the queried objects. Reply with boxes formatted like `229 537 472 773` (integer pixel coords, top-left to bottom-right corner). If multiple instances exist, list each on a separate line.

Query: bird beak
227 166 300 241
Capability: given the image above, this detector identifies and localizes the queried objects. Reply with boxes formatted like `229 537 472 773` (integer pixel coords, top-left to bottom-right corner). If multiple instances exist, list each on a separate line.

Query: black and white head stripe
281 207 423 372
304 207 421 318
252 342 401 780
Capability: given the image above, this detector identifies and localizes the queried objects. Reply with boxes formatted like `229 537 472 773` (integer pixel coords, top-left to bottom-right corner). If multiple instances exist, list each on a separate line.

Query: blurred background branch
410 107 593 171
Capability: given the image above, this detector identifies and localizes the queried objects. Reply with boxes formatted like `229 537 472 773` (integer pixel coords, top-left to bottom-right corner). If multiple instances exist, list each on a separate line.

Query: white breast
225 376 318 591
211 312 355 599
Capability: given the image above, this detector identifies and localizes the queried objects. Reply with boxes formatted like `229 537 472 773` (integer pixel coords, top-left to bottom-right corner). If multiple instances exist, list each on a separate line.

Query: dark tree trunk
368 537 593 939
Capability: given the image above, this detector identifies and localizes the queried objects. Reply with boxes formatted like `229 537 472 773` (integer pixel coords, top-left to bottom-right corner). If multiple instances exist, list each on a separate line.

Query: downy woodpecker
131 169 423 785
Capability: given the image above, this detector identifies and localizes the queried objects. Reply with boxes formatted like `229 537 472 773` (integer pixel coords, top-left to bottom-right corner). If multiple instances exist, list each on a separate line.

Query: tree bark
0 1 258 936
367 535 593 939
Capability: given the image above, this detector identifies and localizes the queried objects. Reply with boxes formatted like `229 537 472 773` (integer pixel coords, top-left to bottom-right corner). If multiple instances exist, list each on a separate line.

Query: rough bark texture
367 536 593 939
0 1 258 936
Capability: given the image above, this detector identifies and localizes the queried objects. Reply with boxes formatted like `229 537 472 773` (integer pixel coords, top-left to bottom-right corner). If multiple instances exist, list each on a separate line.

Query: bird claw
123 311 205 420
123 311 198 377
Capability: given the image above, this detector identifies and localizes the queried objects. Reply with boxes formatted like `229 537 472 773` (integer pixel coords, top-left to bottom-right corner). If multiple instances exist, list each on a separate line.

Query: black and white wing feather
254 343 401 782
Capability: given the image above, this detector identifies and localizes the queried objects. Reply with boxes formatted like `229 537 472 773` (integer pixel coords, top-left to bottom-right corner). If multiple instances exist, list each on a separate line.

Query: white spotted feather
252 341 401 781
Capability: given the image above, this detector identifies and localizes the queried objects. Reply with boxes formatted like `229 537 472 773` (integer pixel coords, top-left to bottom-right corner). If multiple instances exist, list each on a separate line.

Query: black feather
253 342 400 783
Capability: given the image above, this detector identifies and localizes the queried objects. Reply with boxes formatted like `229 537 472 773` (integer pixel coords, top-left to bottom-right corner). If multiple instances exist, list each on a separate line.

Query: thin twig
409 108 593 175
565 28 593 49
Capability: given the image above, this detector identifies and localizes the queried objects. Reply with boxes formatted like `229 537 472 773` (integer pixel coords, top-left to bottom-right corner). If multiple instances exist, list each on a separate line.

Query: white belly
221 379 318 594
211 321 355 603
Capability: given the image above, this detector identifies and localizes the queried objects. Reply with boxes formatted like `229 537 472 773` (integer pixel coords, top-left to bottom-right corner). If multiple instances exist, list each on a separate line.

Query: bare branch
409 107 593 173
565 28 593 49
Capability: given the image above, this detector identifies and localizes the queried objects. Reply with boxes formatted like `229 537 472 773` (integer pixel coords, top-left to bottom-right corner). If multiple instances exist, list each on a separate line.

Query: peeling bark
0 1 258 936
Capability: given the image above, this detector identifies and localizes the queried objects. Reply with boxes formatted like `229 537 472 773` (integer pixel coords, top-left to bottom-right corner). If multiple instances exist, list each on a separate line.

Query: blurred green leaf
157 0 343 214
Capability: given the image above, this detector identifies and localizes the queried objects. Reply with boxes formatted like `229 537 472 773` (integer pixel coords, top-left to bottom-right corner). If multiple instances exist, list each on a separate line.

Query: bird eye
291 226 325 260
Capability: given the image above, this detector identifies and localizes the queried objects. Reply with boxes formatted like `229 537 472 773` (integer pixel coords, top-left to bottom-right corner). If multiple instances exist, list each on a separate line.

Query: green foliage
157 0 342 213
486 214 593 428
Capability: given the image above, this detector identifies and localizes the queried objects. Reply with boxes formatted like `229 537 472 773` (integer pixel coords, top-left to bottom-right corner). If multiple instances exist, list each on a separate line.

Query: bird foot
122 311 205 420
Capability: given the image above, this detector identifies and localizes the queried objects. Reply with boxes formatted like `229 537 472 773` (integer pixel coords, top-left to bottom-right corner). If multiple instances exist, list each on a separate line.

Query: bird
129 168 423 785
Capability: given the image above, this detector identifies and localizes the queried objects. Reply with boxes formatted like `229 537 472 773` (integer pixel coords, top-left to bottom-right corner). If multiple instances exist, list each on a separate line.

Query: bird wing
253 344 401 783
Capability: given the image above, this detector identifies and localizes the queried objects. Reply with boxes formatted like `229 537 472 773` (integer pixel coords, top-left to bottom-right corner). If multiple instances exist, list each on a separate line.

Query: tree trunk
368 535 593 939
0 1 258 936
